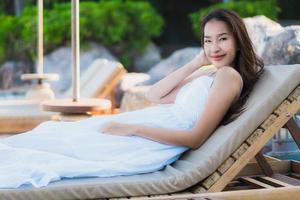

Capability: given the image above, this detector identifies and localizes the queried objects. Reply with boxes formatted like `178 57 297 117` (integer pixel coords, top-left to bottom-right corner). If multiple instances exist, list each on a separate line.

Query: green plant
44 3 71 51
189 0 281 39
0 15 11 62
0 0 164 69
0 15 21 63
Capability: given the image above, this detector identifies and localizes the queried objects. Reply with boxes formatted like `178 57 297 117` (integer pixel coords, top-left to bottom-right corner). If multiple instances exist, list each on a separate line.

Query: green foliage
44 3 71 52
0 1 164 68
0 15 12 62
0 15 21 63
189 0 281 39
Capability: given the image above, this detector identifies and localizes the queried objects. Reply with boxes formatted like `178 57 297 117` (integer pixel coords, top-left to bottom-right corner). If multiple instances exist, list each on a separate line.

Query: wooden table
42 98 112 121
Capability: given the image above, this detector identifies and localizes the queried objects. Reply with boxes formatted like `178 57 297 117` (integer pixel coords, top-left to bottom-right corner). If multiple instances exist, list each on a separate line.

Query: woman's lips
211 55 225 61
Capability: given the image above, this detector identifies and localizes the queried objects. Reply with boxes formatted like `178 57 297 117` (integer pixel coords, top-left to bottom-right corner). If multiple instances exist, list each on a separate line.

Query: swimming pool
268 150 300 161
265 115 300 161
0 91 25 100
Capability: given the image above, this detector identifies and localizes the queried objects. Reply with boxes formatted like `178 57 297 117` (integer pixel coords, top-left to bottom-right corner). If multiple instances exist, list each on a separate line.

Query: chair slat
259 176 293 187
260 114 278 130
273 100 291 116
239 177 275 188
272 174 300 186
217 157 235 174
202 172 221 189
246 129 264 145
232 143 249 160
287 86 300 102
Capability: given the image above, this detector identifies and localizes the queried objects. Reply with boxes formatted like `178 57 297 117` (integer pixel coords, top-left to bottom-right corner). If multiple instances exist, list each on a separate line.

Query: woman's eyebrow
204 32 229 38
217 33 229 37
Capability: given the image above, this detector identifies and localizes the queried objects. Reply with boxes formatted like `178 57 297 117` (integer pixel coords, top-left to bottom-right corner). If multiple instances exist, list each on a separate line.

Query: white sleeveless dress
0 75 214 188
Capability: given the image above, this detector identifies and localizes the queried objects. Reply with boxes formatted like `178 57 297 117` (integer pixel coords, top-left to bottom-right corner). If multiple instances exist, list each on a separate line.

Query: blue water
0 91 25 100
267 115 300 161
269 151 300 161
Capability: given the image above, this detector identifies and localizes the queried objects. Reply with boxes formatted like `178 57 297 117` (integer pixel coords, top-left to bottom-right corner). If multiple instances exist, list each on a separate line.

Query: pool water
268 151 300 161
266 115 300 161
0 91 25 100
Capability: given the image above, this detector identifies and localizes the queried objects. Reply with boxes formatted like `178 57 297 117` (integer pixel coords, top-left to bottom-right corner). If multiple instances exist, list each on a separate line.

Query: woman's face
203 19 238 69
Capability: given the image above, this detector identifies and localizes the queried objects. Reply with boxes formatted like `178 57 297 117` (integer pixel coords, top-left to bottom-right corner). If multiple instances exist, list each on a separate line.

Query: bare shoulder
214 66 243 91
216 66 242 80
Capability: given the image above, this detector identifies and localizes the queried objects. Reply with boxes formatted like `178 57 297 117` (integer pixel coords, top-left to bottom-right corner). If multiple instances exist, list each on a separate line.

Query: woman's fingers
100 122 133 136
100 122 114 133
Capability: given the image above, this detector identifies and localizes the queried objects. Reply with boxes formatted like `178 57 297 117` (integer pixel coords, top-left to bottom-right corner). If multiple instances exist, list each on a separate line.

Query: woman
0 9 263 188
101 8 264 147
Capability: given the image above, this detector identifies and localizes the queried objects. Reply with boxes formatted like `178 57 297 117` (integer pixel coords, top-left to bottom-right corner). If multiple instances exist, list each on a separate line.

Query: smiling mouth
211 55 225 61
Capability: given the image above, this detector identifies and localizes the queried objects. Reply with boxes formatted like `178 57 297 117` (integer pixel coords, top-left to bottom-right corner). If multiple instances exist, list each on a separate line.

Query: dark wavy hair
200 9 264 125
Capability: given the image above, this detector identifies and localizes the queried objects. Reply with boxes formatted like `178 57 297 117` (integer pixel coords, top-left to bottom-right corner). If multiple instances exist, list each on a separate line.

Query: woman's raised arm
146 51 210 104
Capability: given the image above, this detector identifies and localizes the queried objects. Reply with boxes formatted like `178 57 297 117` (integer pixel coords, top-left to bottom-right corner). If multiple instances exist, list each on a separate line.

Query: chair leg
255 151 274 176
284 118 300 149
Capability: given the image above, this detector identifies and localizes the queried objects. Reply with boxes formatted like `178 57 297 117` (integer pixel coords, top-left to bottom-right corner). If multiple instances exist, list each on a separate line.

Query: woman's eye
219 37 227 41
204 40 211 43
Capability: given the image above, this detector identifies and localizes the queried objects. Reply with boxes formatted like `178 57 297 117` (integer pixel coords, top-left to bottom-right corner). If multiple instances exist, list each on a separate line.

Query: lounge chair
1 65 300 200
0 59 126 134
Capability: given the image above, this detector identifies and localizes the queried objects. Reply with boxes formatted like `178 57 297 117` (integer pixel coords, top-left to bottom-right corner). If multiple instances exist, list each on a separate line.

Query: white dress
0 75 214 188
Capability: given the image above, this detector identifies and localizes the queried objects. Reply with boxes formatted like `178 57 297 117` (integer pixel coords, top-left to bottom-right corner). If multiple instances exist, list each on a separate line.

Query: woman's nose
211 42 221 53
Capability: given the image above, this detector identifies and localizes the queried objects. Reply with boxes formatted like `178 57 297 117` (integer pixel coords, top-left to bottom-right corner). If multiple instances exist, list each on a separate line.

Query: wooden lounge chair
0 65 299 200
165 89 300 200
0 59 126 134
145 65 300 200
64 58 125 104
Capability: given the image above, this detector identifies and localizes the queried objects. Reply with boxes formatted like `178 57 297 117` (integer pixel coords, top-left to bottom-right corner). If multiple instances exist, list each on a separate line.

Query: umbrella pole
71 0 80 102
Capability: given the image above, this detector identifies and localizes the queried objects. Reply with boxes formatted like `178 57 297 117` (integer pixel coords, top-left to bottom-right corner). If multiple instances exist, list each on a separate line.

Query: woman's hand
100 121 137 136
189 50 211 70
